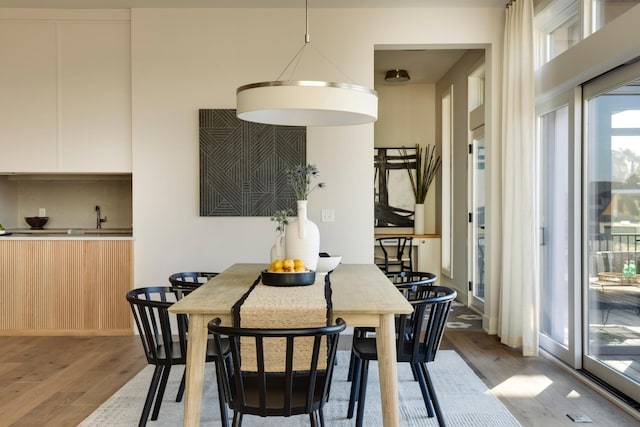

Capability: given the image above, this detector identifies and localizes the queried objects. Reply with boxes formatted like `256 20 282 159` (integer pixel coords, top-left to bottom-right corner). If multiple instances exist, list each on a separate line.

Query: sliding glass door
583 62 640 402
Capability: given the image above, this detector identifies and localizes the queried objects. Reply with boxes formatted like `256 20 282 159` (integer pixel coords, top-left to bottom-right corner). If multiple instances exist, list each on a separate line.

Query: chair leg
139 365 163 427
413 363 435 417
309 410 320 427
347 356 362 418
319 407 325 427
347 350 356 381
215 361 230 427
410 363 420 381
176 369 186 402
232 411 242 427
421 363 446 427
355 359 370 427
151 364 171 420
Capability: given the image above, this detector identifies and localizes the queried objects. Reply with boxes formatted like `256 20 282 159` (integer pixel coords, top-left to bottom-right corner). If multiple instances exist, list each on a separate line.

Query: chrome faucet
95 205 107 229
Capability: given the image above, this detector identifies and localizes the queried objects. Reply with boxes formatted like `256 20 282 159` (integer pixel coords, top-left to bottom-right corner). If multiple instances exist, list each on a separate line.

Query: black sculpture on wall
199 109 306 217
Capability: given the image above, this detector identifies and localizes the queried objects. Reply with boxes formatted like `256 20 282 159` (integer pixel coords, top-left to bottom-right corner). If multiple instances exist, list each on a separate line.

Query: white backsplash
6 177 132 230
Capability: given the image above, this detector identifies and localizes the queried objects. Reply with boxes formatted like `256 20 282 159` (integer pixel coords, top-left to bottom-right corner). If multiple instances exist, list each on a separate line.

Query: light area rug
80 350 521 427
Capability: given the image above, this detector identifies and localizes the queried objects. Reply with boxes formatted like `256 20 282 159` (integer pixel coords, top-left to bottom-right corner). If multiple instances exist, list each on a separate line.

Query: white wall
375 83 437 233
130 7 505 286
436 50 486 302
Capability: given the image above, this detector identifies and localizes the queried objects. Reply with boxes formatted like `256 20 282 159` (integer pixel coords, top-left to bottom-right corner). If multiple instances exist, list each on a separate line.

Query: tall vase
270 232 286 262
414 203 425 235
285 200 320 271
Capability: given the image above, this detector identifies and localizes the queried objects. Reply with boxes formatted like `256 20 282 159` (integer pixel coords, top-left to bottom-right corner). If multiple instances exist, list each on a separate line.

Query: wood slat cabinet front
0 240 133 335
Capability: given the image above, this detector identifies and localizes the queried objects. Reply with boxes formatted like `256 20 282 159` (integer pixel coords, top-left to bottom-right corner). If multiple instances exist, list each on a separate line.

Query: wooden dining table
168 263 413 427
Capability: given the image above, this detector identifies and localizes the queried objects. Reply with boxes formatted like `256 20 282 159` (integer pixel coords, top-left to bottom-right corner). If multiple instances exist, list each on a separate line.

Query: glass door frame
469 123 486 311
536 88 582 368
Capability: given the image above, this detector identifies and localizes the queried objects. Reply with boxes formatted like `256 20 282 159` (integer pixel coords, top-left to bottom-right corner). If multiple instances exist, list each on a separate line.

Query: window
535 0 581 65
591 0 640 32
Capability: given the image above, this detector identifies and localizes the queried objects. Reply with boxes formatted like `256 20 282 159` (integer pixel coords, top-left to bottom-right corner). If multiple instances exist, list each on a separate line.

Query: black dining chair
168 271 219 289
126 287 230 427
387 270 437 285
374 236 414 274
207 317 346 427
346 271 438 382
347 286 456 427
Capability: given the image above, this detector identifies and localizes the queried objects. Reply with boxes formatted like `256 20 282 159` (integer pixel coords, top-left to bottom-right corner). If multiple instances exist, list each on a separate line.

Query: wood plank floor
1 331 639 426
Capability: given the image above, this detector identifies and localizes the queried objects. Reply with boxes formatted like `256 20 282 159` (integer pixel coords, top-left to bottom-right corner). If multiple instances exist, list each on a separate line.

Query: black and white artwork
199 109 306 217
374 147 416 227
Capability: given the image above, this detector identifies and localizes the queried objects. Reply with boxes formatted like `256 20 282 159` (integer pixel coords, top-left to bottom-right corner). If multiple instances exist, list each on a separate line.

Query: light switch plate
39 208 46 217
321 209 335 223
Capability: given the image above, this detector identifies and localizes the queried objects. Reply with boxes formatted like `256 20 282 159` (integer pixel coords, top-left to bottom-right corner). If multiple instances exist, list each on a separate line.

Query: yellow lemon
282 258 295 270
293 259 305 269
273 259 283 269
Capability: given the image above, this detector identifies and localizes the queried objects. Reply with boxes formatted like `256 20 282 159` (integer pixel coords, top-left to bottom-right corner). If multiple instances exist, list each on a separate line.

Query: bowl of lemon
262 258 316 287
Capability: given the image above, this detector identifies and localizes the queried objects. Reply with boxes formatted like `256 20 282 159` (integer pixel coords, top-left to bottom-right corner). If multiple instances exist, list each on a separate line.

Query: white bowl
315 256 342 273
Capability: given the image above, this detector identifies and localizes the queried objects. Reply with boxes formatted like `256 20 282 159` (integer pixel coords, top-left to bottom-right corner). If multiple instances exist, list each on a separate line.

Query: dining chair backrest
387 271 437 300
127 286 187 365
396 286 456 363
375 236 413 273
387 271 436 285
207 317 346 425
168 271 219 289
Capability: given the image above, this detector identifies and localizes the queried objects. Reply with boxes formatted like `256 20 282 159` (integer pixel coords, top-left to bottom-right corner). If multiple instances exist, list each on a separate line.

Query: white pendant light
236 0 378 127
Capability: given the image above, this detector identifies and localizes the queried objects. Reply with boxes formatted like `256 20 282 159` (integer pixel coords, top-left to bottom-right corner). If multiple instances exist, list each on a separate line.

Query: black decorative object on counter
24 216 49 230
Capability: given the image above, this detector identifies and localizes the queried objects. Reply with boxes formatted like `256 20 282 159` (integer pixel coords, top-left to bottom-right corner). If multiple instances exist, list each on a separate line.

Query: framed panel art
199 109 306 217
374 147 416 227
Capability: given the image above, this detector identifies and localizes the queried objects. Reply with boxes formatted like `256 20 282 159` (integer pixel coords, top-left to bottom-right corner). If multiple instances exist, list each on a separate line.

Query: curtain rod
506 0 515 8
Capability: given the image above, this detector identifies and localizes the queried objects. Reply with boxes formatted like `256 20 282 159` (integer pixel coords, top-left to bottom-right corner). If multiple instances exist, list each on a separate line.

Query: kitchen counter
0 228 133 239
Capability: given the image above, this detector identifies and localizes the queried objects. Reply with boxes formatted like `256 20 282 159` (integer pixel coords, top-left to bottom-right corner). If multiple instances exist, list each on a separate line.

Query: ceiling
0 0 508 7
0 0 501 85
375 49 471 86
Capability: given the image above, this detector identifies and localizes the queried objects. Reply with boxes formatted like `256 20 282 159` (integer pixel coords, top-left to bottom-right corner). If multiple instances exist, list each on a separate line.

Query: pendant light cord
276 0 355 84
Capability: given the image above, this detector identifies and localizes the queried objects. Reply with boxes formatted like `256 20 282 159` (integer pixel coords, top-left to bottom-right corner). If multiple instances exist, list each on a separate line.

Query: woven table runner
232 274 332 372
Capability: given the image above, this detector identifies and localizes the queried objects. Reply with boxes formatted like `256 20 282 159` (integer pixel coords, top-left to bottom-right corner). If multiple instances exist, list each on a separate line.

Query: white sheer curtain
498 0 538 356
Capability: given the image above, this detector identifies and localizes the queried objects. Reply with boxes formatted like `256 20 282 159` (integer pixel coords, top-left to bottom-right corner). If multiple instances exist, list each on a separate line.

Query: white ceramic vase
285 200 320 271
414 203 425 235
270 232 286 262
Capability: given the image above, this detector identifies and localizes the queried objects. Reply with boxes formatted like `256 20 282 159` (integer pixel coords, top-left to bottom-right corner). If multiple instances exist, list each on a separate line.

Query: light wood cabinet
0 13 131 173
0 239 133 335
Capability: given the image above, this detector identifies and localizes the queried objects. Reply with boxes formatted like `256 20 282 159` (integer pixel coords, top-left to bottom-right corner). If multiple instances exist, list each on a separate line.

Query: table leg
182 314 208 427
377 313 400 427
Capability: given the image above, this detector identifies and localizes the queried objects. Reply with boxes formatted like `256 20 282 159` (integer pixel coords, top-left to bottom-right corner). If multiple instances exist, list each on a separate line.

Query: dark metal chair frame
375 236 414 273
168 271 219 289
347 271 438 382
347 286 456 427
126 286 229 427
208 317 346 427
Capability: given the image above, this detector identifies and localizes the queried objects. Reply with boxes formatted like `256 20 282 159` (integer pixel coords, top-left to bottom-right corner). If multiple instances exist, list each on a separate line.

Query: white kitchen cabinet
416 236 441 280
0 22 59 172
0 12 131 173
58 22 131 172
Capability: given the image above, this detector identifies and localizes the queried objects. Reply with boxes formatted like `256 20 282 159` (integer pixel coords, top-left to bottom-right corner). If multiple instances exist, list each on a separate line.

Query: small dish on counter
25 216 49 230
